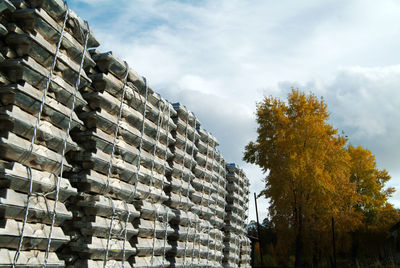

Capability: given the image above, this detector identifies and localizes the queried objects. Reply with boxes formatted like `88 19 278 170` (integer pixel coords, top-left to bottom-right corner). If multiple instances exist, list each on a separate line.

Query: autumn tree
244 89 357 266
347 145 398 230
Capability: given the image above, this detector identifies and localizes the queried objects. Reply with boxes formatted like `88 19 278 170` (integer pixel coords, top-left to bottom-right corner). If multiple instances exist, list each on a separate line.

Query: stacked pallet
223 164 250 268
0 0 253 267
65 44 179 266
191 127 219 267
210 150 228 267
239 235 251 268
167 103 198 211
166 103 200 267
167 208 200 267
133 201 173 268
127 80 176 268
0 0 95 266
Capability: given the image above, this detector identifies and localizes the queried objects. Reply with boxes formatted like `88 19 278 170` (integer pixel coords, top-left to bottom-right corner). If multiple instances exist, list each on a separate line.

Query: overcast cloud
69 0 400 221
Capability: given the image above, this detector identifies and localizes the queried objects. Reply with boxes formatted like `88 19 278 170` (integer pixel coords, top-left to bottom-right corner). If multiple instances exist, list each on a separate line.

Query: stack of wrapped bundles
223 164 250 268
190 127 218 267
222 232 241 268
130 82 175 268
132 202 173 268
167 207 200 267
129 92 177 268
167 103 198 211
239 235 251 268
166 103 200 267
65 45 177 266
189 218 215 267
0 0 253 267
209 150 228 267
0 0 97 266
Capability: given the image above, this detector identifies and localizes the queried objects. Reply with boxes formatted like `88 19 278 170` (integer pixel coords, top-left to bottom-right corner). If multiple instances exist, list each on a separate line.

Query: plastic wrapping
0 1 252 267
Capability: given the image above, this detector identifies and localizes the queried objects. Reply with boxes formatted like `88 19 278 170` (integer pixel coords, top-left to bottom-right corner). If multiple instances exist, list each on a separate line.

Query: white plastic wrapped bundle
0 248 64 267
64 26 177 264
190 127 217 218
168 120 205 267
223 164 251 268
63 193 140 265
167 218 199 268
74 45 176 200
222 233 241 267
73 216 138 239
165 103 201 267
239 235 252 268
1 1 254 267
210 150 228 230
0 0 95 265
137 218 174 239
133 201 174 267
71 69 173 202
178 126 216 267
166 103 199 211
68 236 137 260
69 259 132 268
210 228 225 267
134 237 171 257
131 255 168 268
0 219 69 251
225 164 249 234
183 219 214 267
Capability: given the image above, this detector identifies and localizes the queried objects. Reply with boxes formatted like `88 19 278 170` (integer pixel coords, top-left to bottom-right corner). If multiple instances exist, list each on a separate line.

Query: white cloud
280 65 400 206
68 0 400 220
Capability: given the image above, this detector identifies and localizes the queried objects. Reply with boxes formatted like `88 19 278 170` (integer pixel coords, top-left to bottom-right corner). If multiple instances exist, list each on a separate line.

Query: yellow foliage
347 145 397 230
244 89 398 264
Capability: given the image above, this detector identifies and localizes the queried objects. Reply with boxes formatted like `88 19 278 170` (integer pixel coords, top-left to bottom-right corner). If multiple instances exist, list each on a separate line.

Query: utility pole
254 192 264 265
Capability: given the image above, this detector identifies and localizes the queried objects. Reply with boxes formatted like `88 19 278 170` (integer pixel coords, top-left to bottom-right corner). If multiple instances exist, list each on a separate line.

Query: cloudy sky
69 0 400 221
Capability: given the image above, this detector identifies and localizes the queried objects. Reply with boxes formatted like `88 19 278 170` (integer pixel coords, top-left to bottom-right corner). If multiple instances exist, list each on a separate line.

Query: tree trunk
351 231 359 265
295 211 304 267
313 236 320 268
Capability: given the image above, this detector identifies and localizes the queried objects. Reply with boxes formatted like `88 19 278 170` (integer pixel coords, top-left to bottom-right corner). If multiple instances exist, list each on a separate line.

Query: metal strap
101 61 130 195
12 4 70 267
150 206 159 265
222 162 227 224
101 60 129 267
207 142 216 223
178 116 190 205
104 197 116 267
184 120 197 207
236 235 240 263
121 201 131 266
147 100 164 199
132 77 149 197
220 231 223 262
162 210 169 267
207 142 216 225
214 229 220 263
238 169 247 231
214 163 222 229
197 224 208 260
199 137 210 215
219 157 226 223
183 217 192 266
43 20 90 267
197 224 202 260
160 105 171 194
206 222 211 266
191 219 200 263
